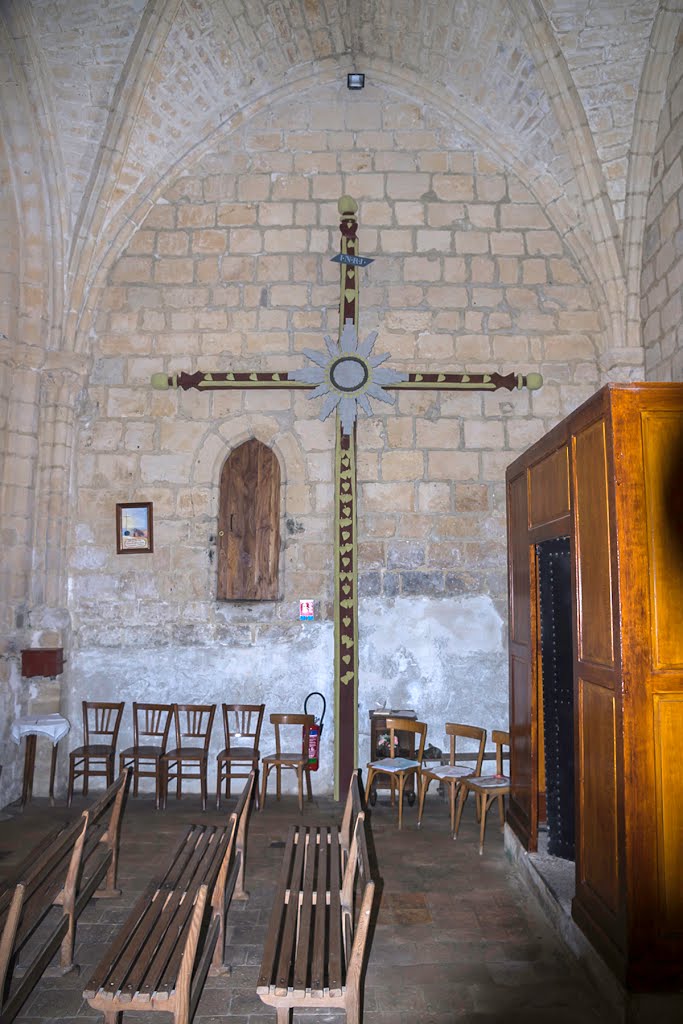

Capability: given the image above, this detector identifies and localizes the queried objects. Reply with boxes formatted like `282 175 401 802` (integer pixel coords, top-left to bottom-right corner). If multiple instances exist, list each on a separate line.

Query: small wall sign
116 502 153 554
299 599 315 620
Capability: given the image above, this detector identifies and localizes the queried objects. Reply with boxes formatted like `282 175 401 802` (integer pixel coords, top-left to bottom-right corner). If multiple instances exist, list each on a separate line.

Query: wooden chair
119 702 173 809
260 713 314 813
454 729 511 854
67 701 124 805
417 722 487 836
216 703 265 809
161 703 216 812
365 716 427 829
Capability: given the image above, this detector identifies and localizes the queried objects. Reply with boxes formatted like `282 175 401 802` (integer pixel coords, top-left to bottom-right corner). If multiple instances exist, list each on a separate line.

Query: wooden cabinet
506 383 683 992
367 711 417 805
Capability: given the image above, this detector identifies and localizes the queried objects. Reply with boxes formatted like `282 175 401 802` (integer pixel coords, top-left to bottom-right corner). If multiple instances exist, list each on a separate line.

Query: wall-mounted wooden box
21 648 64 678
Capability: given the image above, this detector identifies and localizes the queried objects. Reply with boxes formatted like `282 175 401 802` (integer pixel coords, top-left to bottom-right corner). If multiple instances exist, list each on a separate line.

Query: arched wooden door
217 439 280 601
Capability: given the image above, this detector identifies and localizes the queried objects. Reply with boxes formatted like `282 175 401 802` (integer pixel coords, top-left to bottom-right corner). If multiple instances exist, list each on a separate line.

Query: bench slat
292 828 317 992
158 825 217 891
256 826 297 991
103 888 175 996
143 828 231 997
327 828 343 996
119 889 189 998
309 827 329 997
274 826 307 995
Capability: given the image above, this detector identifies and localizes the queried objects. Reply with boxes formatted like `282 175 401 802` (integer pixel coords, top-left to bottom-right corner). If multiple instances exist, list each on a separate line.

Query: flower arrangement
376 732 399 757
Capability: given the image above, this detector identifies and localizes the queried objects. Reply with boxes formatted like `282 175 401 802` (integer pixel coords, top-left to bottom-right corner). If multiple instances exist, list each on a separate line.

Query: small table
10 714 70 805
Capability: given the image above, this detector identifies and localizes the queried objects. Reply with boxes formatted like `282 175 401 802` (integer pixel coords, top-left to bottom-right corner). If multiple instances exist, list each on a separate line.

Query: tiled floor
1 786 619 1024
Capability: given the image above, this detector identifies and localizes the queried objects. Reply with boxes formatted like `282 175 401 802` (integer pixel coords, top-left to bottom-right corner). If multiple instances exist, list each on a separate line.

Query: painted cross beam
151 194 542 798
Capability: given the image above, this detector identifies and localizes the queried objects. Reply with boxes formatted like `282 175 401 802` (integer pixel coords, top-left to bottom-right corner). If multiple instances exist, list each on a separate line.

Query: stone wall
642 27 683 381
66 84 603 795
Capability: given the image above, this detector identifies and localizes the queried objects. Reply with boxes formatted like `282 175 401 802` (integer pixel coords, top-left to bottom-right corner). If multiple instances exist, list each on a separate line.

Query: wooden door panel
642 412 683 670
508 650 534 846
574 420 614 667
218 439 280 601
654 693 683 934
578 677 619 914
529 446 570 527
508 472 530 646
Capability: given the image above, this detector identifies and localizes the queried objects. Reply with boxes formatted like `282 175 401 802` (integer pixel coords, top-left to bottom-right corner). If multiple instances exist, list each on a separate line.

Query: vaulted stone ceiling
0 0 679 357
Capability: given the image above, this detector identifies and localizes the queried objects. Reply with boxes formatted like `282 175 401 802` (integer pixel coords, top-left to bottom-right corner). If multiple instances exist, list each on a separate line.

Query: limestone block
415 333 454 361
395 199 428 224
418 481 451 512
381 449 424 481
125 230 156 256
139 452 194 485
432 175 474 201
428 450 479 481
463 419 505 448
454 230 489 254
110 257 153 284
490 232 525 255
363 514 396 539
378 229 413 253
388 172 437 203
361 482 415 513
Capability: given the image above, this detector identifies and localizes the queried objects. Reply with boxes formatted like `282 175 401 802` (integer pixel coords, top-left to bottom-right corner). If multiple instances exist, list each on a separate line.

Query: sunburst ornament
290 319 408 435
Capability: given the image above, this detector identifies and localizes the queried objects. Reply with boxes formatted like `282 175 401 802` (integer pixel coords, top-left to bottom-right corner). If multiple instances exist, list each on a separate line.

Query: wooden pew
83 770 255 1024
256 775 376 1024
0 769 130 1024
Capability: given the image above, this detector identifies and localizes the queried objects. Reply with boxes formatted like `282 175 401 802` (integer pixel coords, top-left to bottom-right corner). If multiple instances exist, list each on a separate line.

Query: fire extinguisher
304 691 326 771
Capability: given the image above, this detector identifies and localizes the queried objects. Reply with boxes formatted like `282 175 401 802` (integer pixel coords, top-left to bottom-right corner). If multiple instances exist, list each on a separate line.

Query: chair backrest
173 704 216 751
133 703 173 750
384 717 428 763
269 713 313 757
222 703 265 752
83 702 124 749
492 729 510 777
445 722 487 775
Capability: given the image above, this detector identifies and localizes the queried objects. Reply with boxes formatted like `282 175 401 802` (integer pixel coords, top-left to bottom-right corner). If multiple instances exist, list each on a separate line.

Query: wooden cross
151 195 542 798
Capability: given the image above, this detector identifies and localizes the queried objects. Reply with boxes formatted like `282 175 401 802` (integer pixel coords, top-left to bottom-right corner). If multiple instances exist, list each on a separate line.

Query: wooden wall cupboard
505 383 683 992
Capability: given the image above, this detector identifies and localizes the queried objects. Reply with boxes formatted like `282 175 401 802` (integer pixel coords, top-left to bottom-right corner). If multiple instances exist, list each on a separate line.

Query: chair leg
67 755 75 806
417 775 430 827
453 784 468 840
253 762 260 811
364 768 375 803
297 768 303 814
276 765 282 801
305 768 312 801
497 794 506 830
201 760 207 812
449 780 457 837
107 754 114 787
160 760 168 809
397 773 405 829
260 764 270 811
479 794 491 855
83 756 89 797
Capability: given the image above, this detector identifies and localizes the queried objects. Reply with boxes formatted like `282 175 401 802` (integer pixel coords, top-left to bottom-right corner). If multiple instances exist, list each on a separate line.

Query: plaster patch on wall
67 628 335 796
357 595 508 766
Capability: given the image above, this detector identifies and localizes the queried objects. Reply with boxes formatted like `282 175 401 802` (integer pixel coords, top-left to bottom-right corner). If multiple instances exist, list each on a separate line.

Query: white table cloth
11 713 70 746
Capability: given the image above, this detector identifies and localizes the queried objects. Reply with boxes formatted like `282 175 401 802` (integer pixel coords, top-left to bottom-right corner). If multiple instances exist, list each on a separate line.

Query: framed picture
116 502 153 554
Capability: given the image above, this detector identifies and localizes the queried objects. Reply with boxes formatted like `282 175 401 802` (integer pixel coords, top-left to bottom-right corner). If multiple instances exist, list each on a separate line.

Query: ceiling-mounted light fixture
347 72 365 90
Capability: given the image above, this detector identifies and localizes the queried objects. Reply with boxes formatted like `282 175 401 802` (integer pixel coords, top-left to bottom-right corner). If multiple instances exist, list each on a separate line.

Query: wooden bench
83 770 255 1024
0 769 130 1023
257 779 376 1024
